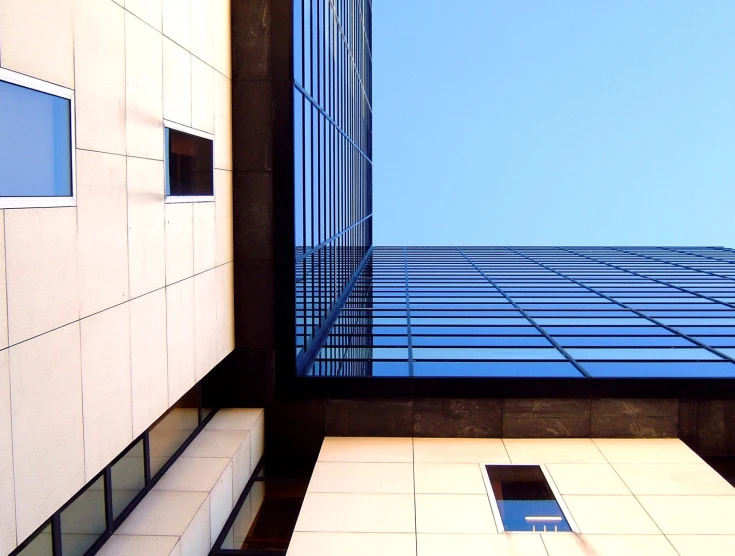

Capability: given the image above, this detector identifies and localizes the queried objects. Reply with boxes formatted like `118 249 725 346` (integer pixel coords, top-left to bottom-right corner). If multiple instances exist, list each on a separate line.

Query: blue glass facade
300 246 735 378
293 0 373 371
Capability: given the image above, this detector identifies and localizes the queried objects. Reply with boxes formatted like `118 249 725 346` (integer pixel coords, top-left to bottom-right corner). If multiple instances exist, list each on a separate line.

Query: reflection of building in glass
293 0 373 375
301 246 735 378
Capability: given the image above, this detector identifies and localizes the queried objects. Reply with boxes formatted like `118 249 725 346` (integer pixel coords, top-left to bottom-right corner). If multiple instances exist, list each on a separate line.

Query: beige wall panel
214 170 234 265
74 0 126 155
193 202 216 274
130 290 169 437
0 212 8 349
191 0 214 66
166 278 196 403
214 71 233 170
162 0 191 51
112 0 124 6
76 150 129 318
126 12 165 160
191 58 215 134
209 463 233 545
0 0 74 87
127 0 162 31
194 270 217 381
81 304 133 480
215 263 235 361
128 157 166 298
0 351 15 554
212 0 232 78
10 323 85 541
165 202 194 284
163 39 192 127
6 207 79 345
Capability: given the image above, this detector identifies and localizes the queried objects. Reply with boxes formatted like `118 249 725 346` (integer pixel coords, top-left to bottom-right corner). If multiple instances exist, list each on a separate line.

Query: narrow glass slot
483 464 576 533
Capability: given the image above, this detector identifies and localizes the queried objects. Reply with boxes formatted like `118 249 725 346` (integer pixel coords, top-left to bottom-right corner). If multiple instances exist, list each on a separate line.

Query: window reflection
60 476 106 556
111 439 145 521
149 388 199 478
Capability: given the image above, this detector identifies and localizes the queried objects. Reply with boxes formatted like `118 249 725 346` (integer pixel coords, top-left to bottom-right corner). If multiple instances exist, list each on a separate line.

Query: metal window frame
0 67 77 209
163 119 215 203
480 463 579 534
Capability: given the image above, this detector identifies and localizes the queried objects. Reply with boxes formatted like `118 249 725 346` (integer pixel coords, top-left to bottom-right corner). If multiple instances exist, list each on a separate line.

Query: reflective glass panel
0 79 72 197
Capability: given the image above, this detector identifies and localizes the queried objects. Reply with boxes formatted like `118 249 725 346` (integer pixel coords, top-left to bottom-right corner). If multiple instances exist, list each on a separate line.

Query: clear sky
372 1 735 246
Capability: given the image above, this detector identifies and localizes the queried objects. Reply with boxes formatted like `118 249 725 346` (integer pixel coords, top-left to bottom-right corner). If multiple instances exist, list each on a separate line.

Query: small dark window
484 465 576 533
165 127 213 196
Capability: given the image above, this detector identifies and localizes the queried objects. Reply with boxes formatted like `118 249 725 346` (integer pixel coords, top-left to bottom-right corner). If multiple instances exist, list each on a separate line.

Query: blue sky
372 1 735 246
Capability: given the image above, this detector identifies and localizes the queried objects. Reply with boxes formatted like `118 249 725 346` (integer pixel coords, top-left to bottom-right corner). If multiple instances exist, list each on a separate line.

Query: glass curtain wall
293 0 373 373
302 246 735 378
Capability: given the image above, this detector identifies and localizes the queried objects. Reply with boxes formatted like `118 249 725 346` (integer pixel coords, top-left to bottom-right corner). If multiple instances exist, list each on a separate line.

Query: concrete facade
0 0 234 551
289 437 735 556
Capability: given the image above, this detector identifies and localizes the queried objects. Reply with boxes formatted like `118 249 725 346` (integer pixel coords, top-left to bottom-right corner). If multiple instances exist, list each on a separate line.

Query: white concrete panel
563 495 660 534
214 71 232 170
249 412 264 475
295 493 415 533
128 157 166 297
194 270 217 381
309 462 414 494
592 438 704 464
209 463 233 545
74 0 126 154
165 203 194 285
415 494 496 534
191 57 214 134
179 498 210 556
638 495 735 535
212 0 231 78
232 435 251 504
417 534 548 556
413 463 486 494
126 12 165 160
166 278 196 403
162 0 191 50
193 202 216 274
668 535 735 556
0 0 74 87
214 170 234 265
318 437 413 463
163 38 192 126
130 290 169 436
97 535 179 556
503 438 606 464
191 0 214 66
76 150 129 317
0 351 15 554
414 438 509 464
126 0 162 31
5 207 79 345
81 304 133 480
0 212 8 349
116 491 207 536
289 532 417 556
10 323 85 541
215 263 235 361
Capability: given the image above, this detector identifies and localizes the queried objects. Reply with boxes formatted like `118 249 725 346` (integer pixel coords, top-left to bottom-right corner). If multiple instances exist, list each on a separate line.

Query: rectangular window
482 465 577 533
164 121 214 199
0 68 75 207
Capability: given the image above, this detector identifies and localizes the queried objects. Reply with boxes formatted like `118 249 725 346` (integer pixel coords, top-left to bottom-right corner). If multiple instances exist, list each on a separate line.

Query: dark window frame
164 120 215 200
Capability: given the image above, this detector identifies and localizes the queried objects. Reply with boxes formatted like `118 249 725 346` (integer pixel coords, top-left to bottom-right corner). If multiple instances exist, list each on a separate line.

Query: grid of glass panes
302 246 735 378
294 0 373 362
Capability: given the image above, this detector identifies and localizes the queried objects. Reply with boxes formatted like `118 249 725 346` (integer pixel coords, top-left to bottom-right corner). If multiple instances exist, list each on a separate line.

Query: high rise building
1 1 734 555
